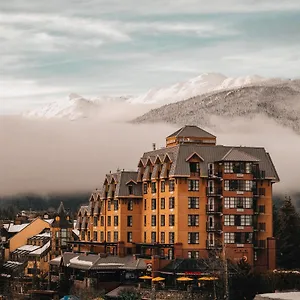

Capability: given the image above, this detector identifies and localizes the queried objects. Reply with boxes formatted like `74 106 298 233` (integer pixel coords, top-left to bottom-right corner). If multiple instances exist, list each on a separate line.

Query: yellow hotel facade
76 125 279 272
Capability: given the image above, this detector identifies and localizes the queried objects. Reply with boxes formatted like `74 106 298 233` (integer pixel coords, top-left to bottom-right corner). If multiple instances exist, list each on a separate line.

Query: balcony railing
206 187 223 196
206 204 223 214
252 170 266 180
206 240 223 250
208 170 223 178
206 222 222 232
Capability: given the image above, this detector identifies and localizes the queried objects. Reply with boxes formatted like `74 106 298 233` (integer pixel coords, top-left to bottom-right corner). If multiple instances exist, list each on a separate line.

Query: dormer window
128 185 133 195
189 162 200 174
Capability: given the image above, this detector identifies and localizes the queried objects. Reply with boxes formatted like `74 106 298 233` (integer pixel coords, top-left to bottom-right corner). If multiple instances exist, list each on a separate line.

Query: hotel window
259 222 266 231
245 163 251 173
188 232 199 244
245 180 252 191
151 215 157 226
128 200 133 211
93 216 98 226
224 232 235 244
169 180 175 192
169 197 175 209
168 249 173 260
144 232 147 243
151 232 156 243
161 198 165 209
151 198 156 210
224 162 233 173
143 183 148 194
128 185 133 195
127 216 133 227
127 232 133 243
169 214 175 226
188 197 199 209
151 182 157 193
114 216 118 226
161 215 165 226
100 231 104 242
114 231 118 242
144 215 147 226
81 231 85 240
240 215 252 226
107 216 111 226
93 231 98 241
245 197 252 208
188 180 199 191
188 251 199 259
108 200 111 211
100 216 104 226
189 162 200 174
169 232 175 244
144 199 147 210
259 205 265 213
224 215 235 226
114 200 119 211
161 232 165 243
188 215 199 226
161 181 165 192
107 231 111 242
224 181 230 191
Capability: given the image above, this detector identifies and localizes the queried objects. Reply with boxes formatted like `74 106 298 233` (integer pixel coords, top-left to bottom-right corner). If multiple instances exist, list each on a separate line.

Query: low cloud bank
0 104 299 196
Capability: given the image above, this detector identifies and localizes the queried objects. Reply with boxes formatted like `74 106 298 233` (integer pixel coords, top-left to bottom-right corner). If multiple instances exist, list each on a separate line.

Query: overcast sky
1 0 300 113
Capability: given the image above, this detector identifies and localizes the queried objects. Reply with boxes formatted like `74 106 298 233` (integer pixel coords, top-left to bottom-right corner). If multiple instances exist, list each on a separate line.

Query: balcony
206 204 223 214
206 187 223 197
206 240 223 250
206 222 222 232
252 170 266 180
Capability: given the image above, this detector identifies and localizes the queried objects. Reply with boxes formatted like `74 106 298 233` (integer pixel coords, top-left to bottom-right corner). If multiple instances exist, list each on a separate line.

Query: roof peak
57 201 66 215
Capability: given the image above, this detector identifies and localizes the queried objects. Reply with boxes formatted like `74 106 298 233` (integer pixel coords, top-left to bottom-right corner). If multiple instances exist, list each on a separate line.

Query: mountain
24 93 129 120
23 73 285 120
132 80 300 134
127 73 275 105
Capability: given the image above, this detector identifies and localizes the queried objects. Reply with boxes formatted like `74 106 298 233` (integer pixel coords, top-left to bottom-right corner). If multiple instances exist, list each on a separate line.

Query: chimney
152 143 156 151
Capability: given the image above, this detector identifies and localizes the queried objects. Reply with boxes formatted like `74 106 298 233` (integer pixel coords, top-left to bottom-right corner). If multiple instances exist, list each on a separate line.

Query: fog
0 104 299 196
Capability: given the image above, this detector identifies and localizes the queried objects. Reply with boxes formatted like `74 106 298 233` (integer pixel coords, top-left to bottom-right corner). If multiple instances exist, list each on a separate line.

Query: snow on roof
44 219 54 224
17 245 40 252
5 261 23 265
30 241 50 255
35 232 51 237
258 292 300 300
7 223 29 233
97 263 124 266
51 256 62 262
69 256 93 266
72 229 79 237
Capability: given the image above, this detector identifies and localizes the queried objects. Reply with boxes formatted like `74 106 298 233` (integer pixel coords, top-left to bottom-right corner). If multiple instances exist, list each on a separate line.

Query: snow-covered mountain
24 93 129 120
132 80 300 134
128 73 274 104
23 73 287 120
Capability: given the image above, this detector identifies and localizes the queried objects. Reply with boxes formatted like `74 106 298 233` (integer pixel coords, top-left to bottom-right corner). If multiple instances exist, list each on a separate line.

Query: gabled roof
57 201 66 216
221 148 260 162
167 125 216 139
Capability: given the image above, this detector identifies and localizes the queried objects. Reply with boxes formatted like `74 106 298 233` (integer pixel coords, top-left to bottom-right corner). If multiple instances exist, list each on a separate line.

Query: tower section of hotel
76 125 279 272
137 126 279 271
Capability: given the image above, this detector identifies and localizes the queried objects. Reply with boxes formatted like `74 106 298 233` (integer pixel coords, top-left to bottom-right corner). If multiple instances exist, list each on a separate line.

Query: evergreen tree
276 196 300 269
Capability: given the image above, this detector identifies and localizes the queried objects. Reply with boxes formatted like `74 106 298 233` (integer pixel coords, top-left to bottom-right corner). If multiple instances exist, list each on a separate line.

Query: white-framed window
188 232 199 244
169 180 175 192
245 163 251 174
208 163 214 176
224 232 235 244
244 197 252 208
188 197 199 209
127 200 133 211
208 180 214 193
151 232 156 243
188 215 199 226
188 180 199 191
188 251 199 258
241 215 252 226
208 197 214 211
224 162 233 173
127 232 132 243
113 231 118 242
161 232 165 243
169 232 175 244
224 215 235 226
224 180 230 191
208 216 214 228
169 197 175 209
208 232 214 246
161 215 165 226
151 215 156 226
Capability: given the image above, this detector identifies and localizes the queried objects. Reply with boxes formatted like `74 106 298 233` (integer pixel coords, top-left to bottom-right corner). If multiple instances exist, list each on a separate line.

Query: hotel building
76 125 279 272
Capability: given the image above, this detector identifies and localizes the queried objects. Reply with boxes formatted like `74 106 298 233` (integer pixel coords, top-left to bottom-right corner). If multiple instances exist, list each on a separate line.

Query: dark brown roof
141 144 279 181
167 125 216 139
